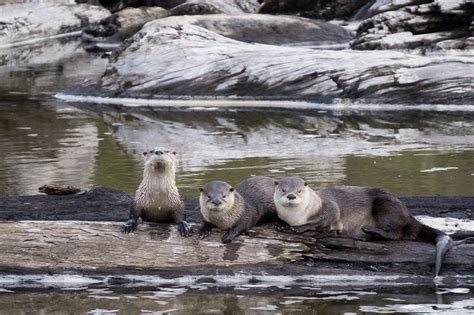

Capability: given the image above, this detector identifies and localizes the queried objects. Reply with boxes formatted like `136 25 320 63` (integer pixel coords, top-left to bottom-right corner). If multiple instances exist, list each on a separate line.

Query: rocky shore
1 0 473 104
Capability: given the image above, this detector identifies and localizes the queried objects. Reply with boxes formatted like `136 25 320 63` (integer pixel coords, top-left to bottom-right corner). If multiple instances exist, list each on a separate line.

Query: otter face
143 149 176 171
274 176 308 208
199 181 235 212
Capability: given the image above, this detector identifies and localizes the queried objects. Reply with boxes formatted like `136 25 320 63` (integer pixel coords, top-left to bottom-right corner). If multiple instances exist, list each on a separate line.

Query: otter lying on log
273 176 470 277
198 176 276 243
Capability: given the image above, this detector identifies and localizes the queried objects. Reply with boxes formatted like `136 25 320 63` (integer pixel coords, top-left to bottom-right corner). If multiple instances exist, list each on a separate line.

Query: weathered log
0 188 473 282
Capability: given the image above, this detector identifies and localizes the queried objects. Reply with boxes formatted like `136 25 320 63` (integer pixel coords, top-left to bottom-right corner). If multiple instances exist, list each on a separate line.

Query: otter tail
409 220 453 277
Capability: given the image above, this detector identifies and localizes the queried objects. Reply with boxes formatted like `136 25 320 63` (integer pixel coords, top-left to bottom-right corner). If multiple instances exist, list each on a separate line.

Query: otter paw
178 221 194 238
222 231 237 243
199 229 211 239
121 222 137 234
273 221 291 232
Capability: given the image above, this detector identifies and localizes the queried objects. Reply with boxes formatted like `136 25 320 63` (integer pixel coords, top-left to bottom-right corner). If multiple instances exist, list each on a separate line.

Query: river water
1 36 474 313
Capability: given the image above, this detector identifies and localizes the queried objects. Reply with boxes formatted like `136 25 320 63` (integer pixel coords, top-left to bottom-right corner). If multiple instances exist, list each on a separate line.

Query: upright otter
199 176 276 243
121 149 193 237
273 176 453 277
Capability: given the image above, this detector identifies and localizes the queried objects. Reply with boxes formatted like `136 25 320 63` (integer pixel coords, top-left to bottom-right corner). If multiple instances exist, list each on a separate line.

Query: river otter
198 176 276 243
121 149 193 237
273 176 453 277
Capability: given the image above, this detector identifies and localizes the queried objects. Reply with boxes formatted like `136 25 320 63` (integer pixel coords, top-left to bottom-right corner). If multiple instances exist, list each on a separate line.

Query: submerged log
0 187 473 282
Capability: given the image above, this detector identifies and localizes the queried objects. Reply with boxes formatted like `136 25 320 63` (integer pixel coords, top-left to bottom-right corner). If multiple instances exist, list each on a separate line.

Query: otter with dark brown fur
274 176 453 277
121 149 193 237
199 176 276 243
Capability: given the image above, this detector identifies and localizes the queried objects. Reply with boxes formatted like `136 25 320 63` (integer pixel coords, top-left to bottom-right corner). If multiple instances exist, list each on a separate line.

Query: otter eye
207 195 211 199
282 189 286 193
222 195 227 198
297 190 302 193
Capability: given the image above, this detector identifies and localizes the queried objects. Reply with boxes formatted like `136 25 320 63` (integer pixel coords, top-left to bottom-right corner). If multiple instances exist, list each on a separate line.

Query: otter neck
277 187 323 226
138 163 179 198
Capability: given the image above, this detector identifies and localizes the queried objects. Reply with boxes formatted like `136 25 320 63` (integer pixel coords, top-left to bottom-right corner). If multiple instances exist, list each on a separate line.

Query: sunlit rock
82 7 168 43
169 0 260 15
71 15 473 104
0 3 110 47
351 0 473 50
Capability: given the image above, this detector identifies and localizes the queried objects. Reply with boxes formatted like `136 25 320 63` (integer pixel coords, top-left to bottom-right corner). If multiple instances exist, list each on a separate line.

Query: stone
0 3 110 47
69 15 473 104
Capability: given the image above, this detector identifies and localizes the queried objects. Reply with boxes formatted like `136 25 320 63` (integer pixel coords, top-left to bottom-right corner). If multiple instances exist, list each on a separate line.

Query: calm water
1 39 473 196
0 285 473 314
1 37 474 313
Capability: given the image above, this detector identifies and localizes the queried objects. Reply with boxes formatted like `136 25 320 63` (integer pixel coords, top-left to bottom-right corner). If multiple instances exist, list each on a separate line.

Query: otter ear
274 181 279 186
229 187 234 192
143 151 148 156
199 188 203 192
172 151 176 155
304 182 308 186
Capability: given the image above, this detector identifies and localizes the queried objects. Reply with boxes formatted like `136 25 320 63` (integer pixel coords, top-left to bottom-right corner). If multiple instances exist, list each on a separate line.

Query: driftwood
0 187 473 284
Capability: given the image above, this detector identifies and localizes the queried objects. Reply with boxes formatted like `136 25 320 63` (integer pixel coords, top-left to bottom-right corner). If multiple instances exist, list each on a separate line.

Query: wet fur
274 177 452 277
122 150 192 236
199 176 276 243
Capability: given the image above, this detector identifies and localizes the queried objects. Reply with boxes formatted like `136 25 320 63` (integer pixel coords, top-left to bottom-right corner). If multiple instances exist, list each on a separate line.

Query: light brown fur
274 176 453 276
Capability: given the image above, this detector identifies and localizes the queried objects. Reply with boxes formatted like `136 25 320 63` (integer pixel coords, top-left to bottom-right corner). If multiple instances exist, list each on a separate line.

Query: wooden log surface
0 187 473 284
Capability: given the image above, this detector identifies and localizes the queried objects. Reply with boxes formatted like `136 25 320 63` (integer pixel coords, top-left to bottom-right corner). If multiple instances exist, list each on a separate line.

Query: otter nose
211 199 222 206
287 194 296 200
155 150 163 155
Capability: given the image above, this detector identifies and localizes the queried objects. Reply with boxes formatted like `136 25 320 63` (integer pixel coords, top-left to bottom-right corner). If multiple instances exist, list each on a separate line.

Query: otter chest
276 204 313 226
201 207 241 230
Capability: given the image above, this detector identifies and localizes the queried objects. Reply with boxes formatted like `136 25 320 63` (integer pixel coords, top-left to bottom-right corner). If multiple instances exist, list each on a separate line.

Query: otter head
274 176 308 208
143 149 176 172
199 181 235 212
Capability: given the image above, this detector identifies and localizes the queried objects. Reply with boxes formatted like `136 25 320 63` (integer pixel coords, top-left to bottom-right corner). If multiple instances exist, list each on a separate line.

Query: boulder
0 3 110 47
70 15 473 104
83 6 168 42
257 0 371 20
351 0 473 50
169 0 260 15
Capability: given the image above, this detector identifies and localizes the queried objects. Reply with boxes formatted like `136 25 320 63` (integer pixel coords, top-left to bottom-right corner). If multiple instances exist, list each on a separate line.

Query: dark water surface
1 38 474 313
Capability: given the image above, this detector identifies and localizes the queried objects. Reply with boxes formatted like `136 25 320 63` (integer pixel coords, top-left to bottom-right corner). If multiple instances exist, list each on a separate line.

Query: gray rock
83 7 168 43
351 0 473 50
258 0 371 20
0 3 110 47
169 0 259 15
72 16 473 104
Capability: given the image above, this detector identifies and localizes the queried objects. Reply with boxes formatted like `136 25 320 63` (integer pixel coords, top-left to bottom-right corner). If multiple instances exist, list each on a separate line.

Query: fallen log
0 187 473 285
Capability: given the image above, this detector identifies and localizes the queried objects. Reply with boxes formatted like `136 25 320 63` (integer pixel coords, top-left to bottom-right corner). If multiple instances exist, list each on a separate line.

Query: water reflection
0 37 473 198
72 104 474 196
0 285 472 314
